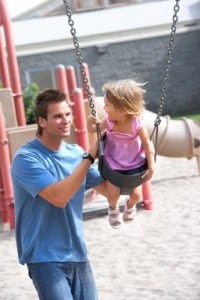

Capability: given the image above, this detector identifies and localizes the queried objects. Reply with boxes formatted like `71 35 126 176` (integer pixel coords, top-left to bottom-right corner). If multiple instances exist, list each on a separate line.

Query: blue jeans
27 261 98 300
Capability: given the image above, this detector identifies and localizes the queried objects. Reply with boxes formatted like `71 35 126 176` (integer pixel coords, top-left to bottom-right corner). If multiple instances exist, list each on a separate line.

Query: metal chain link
62 0 97 117
63 0 180 124
154 0 180 127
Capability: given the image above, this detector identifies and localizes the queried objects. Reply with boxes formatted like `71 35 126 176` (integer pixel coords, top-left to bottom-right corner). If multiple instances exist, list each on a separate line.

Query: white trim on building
12 0 200 56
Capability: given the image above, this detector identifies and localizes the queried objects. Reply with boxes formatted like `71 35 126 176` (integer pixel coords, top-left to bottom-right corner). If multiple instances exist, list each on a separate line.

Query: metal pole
142 181 153 210
71 88 89 151
54 64 69 96
0 27 11 87
0 0 26 126
0 102 15 229
66 65 79 101
0 170 7 223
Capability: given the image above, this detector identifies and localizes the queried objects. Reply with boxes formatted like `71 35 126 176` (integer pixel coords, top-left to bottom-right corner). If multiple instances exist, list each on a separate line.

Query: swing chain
62 0 97 117
151 0 180 160
63 0 179 129
154 0 180 127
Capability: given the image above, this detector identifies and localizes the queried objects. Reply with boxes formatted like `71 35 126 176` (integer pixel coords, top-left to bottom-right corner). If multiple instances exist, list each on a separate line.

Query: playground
0 0 200 228
1 155 200 300
0 0 200 299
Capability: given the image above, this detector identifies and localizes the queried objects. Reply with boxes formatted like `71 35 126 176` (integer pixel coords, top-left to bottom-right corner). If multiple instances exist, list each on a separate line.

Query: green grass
172 114 200 121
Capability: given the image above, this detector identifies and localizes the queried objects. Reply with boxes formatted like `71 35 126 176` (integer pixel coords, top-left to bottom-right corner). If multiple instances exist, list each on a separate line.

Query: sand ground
0 155 200 300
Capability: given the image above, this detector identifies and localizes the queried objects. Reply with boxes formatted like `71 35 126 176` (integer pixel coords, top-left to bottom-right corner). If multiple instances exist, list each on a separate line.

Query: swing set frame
62 0 180 194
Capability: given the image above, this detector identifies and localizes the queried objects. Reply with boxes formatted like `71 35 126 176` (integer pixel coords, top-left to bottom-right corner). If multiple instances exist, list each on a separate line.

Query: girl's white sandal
108 207 121 229
123 199 136 223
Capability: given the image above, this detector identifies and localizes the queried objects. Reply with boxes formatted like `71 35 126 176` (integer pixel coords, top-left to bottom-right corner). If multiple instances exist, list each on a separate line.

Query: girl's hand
87 115 100 133
88 115 100 124
142 167 154 181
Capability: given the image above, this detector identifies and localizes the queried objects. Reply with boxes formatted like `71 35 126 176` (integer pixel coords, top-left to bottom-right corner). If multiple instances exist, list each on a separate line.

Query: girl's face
103 96 122 121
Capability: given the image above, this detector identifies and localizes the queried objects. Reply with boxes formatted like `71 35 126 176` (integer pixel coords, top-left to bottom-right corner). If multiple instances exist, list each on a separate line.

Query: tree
23 83 39 124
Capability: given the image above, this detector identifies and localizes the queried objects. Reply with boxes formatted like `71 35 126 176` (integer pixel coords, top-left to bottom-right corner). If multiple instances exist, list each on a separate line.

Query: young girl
88 79 155 228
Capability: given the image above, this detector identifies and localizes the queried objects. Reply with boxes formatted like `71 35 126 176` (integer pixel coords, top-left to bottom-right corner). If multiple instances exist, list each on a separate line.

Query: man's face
39 101 72 139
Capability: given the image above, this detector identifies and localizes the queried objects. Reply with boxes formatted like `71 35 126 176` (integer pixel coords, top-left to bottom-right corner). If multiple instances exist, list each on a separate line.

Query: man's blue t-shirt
11 138 103 265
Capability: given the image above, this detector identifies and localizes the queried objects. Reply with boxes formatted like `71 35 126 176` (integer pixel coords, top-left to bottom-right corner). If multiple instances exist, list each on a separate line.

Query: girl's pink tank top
104 116 146 170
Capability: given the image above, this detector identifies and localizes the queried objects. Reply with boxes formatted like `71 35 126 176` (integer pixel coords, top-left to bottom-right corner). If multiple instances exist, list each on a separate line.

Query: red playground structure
0 0 153 230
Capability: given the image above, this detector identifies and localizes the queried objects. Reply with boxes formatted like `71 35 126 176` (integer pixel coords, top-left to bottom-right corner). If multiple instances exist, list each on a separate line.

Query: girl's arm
138 126 155 181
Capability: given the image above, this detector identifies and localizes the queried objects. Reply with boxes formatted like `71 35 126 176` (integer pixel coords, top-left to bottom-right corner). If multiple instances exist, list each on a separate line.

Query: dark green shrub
23 83 39 124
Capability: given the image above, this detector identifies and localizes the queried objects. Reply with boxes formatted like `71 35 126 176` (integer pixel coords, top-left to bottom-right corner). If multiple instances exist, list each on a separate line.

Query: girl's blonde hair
102 79 146 116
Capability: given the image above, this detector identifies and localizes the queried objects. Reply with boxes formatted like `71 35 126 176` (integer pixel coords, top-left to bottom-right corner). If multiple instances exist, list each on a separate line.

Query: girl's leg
123 185 142 222
106 181 121 228
128 185 142 208
106 180 120 210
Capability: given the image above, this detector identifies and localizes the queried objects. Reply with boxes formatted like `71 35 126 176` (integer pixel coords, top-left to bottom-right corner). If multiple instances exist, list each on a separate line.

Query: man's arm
39 158 93 208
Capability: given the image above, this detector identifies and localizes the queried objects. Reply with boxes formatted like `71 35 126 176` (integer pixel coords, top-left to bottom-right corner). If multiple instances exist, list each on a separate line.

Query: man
11 88 107 300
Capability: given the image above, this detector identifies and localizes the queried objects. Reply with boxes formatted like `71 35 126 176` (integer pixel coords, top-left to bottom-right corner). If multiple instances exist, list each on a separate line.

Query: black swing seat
97 126 148 195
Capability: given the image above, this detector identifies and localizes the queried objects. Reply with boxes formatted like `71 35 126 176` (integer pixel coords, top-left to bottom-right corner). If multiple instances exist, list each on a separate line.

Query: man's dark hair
34 89 67 136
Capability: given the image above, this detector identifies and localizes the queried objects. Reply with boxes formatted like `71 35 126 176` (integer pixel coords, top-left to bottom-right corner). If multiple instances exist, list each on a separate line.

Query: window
25 67 56 90
25 64 83 91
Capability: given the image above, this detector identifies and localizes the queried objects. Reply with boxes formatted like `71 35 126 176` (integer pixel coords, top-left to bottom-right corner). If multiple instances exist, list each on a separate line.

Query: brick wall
18 29 200 116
